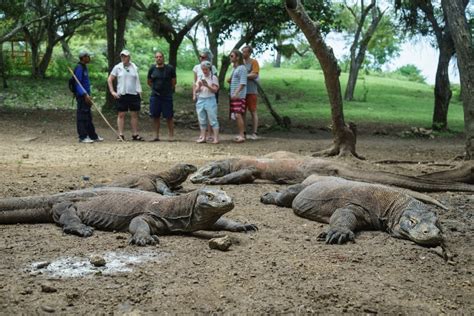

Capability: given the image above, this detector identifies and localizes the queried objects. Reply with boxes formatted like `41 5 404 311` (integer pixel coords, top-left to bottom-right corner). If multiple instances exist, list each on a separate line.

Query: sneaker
247 133 259 140
93 136 104 142
79 137 94 143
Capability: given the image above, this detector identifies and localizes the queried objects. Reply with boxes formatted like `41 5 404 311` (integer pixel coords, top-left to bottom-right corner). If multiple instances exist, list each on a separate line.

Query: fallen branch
255 81 291 128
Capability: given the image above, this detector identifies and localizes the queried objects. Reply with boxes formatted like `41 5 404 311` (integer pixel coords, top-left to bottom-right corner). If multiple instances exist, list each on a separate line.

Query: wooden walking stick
67 66 123 141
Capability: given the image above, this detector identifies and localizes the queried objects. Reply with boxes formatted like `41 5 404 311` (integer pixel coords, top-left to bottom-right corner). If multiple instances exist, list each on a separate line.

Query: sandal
196 136 206 143
233 136 245 143
117 135 125 141
150 138 160 142
132 135 145 141
206 136 214 142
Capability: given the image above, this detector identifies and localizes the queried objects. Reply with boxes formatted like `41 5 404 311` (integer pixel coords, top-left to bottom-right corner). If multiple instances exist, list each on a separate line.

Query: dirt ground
0 108 472 314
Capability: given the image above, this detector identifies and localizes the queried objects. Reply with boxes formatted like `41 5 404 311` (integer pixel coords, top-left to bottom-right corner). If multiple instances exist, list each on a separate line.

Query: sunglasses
199 55 207 59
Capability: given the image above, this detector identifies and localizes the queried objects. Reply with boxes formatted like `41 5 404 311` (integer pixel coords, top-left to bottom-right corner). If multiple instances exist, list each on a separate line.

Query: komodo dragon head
190 160 231 184
194 187 234 215
392 208 443 246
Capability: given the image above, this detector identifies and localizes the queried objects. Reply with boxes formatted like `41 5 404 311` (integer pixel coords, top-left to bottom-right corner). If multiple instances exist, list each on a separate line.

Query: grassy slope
258 68 464 132
0 67 464 132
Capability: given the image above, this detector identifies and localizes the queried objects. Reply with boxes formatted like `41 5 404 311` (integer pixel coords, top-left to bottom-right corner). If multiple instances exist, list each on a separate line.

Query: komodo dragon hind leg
205 168 258 185
261 184 307 207
208 217 258 232
52 202 94 237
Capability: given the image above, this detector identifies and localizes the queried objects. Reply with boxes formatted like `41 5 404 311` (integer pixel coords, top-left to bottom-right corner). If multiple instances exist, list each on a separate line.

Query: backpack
68 63 86 95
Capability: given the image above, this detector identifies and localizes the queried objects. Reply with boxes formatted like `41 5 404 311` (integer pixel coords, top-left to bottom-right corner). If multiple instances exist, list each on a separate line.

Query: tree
104 0 134 110
339 0 386 101
395 0 456 131
441 0 473 159
285 0 363 159
0 1 49 87
22 0 100 78
135 0 204 68
205 0 333 87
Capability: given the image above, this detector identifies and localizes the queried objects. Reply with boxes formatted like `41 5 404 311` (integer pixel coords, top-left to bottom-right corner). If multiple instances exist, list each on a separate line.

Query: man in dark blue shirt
74 51 102 143
147 51 176 141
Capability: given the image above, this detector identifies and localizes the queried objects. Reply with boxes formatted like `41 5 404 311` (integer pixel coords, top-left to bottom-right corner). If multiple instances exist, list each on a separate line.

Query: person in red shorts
227 50 247 143
242 45 260 140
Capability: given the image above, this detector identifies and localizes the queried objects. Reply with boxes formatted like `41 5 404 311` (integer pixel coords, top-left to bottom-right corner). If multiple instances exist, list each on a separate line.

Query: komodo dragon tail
0 196 54 224
339 168 474 193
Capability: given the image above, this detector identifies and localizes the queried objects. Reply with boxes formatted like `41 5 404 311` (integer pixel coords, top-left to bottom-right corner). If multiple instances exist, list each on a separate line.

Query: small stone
82 175 90 181
35 261 50 269
41 305 55 313
22 154 29 159
90 255 106 267
208 235 232 251
41 284 57 293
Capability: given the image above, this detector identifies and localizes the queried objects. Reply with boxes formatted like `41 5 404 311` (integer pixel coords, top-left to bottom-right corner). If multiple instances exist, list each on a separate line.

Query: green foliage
335 3 403 71
283 54 322 70
391 64 426 83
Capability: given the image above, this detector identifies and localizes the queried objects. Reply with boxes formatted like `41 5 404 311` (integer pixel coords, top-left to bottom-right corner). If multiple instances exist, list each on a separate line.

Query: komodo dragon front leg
52 202 94 237
260 184 307 207
205 168 259 185
208 217 258 232
317 205 372 244
128 216 162 246
155 179 177 196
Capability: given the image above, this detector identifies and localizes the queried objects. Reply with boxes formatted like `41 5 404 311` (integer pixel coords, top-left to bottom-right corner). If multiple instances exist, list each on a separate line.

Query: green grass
258 68 464 132
0 67 464 132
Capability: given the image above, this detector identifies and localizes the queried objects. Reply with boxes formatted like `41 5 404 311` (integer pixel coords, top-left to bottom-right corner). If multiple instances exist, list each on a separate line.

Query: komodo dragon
260 176 443 246
106 163 197 195
190 155 474 192
0 187 257 246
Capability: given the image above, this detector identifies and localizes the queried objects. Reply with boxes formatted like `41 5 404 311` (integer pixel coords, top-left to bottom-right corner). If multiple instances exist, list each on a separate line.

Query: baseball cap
78 51 90 58
120 49 130 56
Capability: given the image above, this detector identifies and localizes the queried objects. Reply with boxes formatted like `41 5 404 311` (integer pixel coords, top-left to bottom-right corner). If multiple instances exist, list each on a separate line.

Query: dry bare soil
0 109 472 314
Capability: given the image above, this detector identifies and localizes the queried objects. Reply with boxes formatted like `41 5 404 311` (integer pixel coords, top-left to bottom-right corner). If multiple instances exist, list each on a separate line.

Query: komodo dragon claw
243 224 258 232
318 228 355 245
129 234 160 246
63 225 94 237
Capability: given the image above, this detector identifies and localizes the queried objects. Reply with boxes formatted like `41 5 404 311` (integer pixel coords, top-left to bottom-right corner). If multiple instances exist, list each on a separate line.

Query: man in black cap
74 51 103 143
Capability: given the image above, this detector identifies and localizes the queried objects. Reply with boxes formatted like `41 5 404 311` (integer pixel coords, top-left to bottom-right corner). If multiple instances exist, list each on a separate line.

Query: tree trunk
37 43 54 79
442 0 474 159
274 37 282 68
168 41 179 69
218 55 231 89
60 38 73 60
105 0 132 111
105 0 116 110
344 58 361 101
0 45 7 88
432 33 454 131
285 0 363 159
344 2 382 101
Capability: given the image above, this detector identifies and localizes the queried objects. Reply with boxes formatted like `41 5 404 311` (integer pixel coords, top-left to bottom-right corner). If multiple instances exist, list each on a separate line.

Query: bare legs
117 111 140 137
154 117 174 141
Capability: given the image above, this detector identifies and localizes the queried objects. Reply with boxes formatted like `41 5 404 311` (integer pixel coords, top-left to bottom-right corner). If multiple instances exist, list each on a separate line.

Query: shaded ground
0 108 472 314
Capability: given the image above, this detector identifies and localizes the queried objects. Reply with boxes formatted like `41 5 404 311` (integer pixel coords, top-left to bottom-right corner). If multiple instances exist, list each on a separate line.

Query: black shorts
116 94 141 112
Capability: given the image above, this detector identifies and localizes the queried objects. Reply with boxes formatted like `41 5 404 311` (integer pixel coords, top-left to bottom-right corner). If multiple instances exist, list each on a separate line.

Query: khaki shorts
246 94 258 112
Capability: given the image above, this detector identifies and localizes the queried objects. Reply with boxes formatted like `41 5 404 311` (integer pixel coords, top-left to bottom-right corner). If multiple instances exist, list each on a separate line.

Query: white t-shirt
195 73 219 98
110 62 142 96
